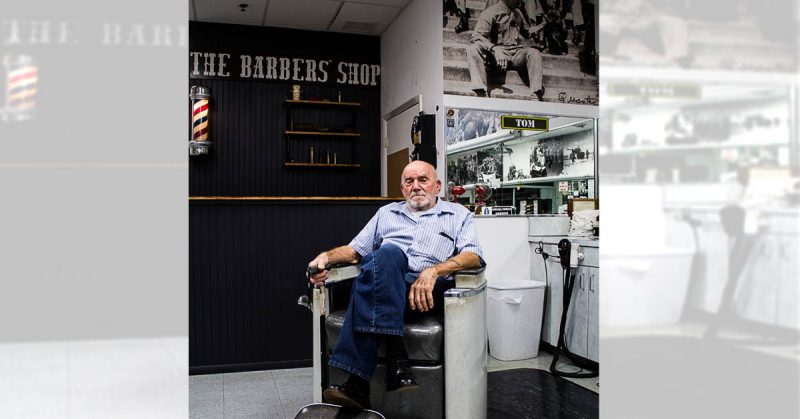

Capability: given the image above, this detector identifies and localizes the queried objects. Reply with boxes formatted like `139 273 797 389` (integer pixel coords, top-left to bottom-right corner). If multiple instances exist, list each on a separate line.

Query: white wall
474 217 532 283
381 0 446 183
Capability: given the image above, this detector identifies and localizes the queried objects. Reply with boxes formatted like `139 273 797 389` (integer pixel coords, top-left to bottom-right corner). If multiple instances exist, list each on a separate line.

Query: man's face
401 162 442 212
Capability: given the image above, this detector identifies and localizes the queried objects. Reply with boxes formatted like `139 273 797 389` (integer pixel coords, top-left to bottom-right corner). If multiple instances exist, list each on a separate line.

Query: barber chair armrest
312 263 361 289
307 263 359 403
443 267 487 419
453 266 486 289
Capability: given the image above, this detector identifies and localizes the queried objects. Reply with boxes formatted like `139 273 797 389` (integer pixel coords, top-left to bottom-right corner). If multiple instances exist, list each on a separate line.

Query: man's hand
409 267 438 312
493 48 510 70
307 252 330 286
306 245 361 286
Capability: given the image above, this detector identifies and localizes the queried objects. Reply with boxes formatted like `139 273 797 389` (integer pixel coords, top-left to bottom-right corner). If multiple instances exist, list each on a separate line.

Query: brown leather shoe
323 383 371 409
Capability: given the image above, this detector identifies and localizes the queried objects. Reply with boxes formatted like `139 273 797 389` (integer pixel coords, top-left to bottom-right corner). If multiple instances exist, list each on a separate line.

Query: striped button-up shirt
349 199 483 273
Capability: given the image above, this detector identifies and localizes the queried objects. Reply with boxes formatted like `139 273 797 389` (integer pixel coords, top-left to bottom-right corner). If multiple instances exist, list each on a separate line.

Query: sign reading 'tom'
500 115 548 131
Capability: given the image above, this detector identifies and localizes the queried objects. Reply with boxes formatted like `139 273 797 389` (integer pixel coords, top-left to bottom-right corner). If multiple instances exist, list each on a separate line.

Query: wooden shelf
285 130 360 137
284 162 361 168
285 99 361 107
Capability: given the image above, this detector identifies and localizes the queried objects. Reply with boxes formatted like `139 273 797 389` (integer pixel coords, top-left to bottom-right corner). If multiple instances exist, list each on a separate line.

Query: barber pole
2 55 37 122
188 86 211 156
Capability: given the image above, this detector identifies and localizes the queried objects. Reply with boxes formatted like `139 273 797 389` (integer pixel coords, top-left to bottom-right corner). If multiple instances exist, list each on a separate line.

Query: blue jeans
329 244 454 381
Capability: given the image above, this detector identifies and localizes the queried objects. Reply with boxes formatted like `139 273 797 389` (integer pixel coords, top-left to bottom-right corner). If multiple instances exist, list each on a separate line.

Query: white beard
407 194 432 211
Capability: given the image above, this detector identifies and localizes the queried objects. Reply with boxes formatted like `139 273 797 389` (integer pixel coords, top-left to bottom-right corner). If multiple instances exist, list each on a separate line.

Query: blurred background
599 0 799 417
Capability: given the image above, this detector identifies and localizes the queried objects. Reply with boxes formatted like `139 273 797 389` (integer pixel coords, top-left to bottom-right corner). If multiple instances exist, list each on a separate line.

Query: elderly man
468 0 546 100
307 160 484 409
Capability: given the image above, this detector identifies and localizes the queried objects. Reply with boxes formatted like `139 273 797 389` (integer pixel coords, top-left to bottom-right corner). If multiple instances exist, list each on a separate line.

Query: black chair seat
325 309 444 363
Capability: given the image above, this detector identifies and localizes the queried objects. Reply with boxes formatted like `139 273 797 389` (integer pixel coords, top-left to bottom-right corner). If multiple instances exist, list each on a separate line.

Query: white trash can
487 280 546 361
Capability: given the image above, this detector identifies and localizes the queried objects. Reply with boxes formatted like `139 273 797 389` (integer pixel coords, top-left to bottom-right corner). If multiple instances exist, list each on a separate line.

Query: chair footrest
294 403 385 418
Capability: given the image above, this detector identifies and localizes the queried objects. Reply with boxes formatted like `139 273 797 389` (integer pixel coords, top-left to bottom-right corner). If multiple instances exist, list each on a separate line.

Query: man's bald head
402 160 437 181
400 160 441 212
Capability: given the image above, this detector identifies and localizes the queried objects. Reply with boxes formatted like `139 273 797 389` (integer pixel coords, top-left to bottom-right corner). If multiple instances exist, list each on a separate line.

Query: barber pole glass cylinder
188 86 211 156
3 55 37 121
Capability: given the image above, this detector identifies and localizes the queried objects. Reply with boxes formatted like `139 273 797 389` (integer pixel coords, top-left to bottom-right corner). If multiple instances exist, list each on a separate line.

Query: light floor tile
190 374 223 419
223 371 285 418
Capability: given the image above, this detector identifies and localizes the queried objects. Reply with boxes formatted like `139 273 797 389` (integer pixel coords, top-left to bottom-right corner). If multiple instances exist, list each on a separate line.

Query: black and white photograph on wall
503 129 594 180
447 152 479 185
443 0 598 104
477 146 503 183
445 108 501 145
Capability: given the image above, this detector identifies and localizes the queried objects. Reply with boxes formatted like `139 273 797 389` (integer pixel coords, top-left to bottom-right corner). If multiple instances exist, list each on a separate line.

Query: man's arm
307 208 381 285
410 210 484 312
429 251 482 278
470 9 496 51
307 245 361 285
408 251 481 312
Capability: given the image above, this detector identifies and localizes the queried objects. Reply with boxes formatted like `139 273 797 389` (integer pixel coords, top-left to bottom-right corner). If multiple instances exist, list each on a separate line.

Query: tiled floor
190 368 313 419
189 351 599 418
489 350 600 392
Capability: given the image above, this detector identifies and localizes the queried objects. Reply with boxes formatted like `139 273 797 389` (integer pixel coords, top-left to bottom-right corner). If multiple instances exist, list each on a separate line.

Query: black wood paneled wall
189 23 385 373
188 80 381 197
189 200 393 373
189 22 381 197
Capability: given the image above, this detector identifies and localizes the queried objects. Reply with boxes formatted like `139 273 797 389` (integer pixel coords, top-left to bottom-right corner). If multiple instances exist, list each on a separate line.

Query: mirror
445 108 596 215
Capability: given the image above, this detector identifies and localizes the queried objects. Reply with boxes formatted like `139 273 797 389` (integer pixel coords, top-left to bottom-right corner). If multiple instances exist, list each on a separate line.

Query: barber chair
298 265 488 419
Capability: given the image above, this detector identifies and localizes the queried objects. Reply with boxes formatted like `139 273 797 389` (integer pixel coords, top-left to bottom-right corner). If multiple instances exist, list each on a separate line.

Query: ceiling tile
264 0 341 31
329 2 401 35
193 0 269 26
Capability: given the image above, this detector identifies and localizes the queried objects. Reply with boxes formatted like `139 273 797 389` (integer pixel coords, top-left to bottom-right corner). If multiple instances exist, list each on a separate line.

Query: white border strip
443 94 599 118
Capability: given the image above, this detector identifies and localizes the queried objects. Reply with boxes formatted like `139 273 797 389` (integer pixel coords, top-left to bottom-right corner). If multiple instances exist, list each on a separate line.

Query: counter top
528 235 599 247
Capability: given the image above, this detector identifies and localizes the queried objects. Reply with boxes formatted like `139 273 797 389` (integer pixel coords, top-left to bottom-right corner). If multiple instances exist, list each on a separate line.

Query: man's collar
391 197 454 217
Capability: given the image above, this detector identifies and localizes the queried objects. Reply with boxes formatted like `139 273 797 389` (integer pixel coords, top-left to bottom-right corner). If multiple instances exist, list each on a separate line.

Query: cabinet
737 234 799 330
531 236 599 362
284 99 361 168
587 269 599 360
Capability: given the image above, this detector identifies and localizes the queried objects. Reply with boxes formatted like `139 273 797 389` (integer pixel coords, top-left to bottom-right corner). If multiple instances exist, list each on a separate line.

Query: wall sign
500 115 548 131
189 22 381 87
189 51 380 86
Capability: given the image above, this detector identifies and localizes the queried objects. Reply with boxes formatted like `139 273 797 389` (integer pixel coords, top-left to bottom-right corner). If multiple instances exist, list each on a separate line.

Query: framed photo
568 198 597 217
